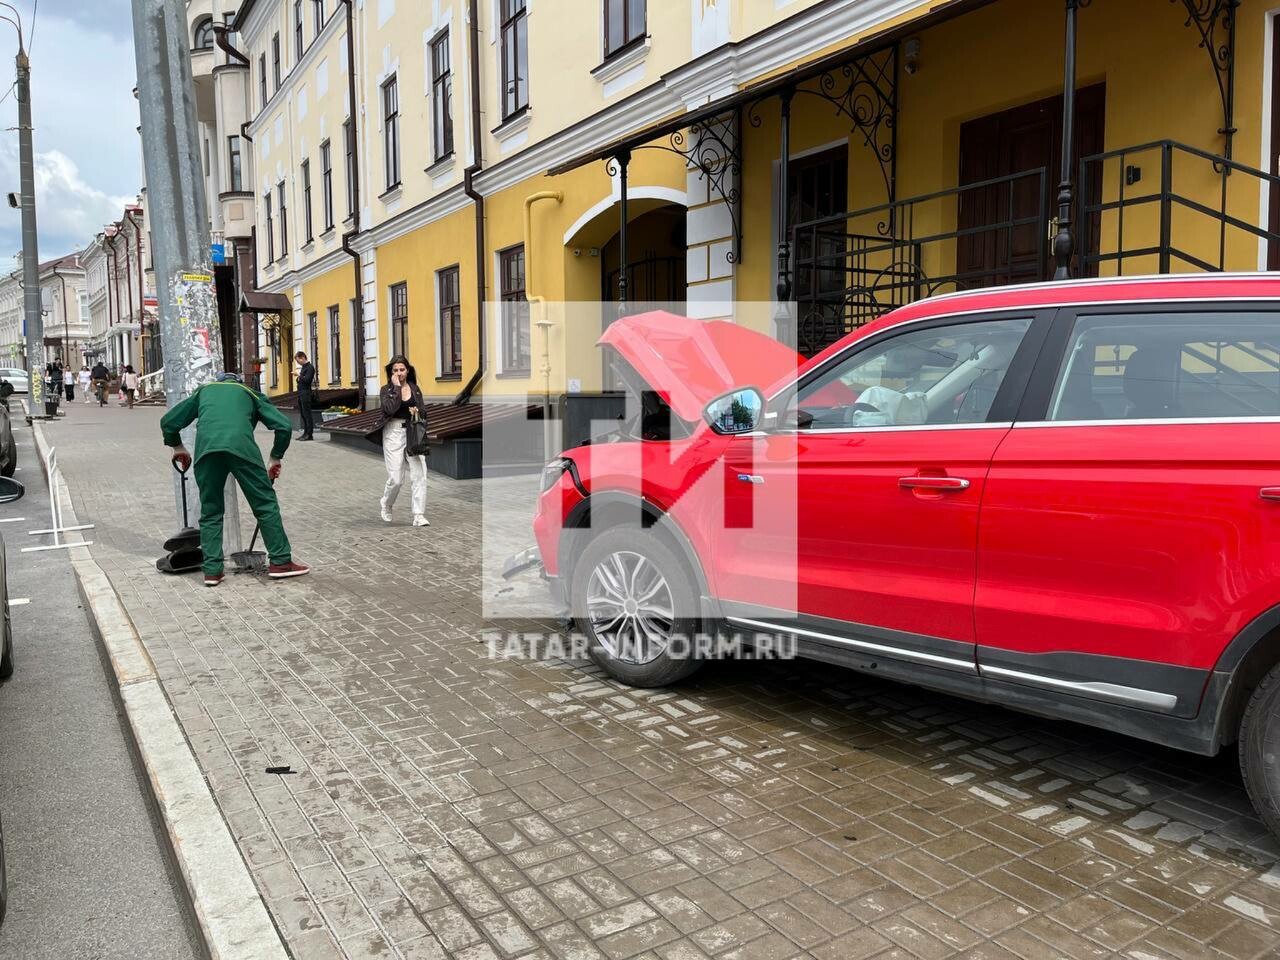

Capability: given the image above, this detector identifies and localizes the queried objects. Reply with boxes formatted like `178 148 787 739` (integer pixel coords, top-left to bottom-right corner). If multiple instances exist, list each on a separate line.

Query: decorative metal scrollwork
1175 0 1239 160
627 109 743 264
795 45 898 209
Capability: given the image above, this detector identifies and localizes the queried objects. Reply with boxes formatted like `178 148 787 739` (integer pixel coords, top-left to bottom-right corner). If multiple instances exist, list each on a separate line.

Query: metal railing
1078 139 1280 276
787 139 1280 357
790 168 1048 356
138 367 164 399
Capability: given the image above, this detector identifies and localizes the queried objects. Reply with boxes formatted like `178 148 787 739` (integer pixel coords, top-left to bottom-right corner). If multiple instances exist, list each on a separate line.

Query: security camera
6 193 17 209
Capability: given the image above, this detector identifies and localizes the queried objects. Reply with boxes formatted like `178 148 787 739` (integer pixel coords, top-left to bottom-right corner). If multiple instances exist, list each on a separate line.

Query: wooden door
957 85 1105 286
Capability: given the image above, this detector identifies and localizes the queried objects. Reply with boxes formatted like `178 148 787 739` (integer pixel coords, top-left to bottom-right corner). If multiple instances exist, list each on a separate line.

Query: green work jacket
160 381 293 465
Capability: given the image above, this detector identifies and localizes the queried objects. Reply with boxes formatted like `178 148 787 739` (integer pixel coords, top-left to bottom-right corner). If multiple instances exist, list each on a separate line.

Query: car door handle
1260 487 1280 501
899 476 970 491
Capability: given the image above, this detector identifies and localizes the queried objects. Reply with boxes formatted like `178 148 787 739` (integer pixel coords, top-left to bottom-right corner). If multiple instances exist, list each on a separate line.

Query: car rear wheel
1239 660 1280 838
571 528 703 688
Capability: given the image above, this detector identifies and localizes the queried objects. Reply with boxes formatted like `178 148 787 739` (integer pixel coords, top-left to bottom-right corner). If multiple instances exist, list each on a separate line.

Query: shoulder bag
405 406 430 457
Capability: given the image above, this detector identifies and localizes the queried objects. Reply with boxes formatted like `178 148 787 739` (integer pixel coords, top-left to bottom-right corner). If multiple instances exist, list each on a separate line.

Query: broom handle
246 474 274 554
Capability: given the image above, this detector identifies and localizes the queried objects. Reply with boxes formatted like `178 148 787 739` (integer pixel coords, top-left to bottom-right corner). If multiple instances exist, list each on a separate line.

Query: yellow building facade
233 0 1280 403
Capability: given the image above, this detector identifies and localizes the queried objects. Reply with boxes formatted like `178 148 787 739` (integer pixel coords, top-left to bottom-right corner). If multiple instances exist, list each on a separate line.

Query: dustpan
157 545 203 574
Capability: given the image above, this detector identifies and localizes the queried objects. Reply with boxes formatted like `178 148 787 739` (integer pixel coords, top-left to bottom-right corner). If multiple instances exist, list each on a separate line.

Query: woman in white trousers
378 355 429 527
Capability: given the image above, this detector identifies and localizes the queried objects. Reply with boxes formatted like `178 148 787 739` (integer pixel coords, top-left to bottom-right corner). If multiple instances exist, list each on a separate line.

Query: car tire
0 598 11 681
570 527 704 688
0 809 7 928
1239 660 1280 838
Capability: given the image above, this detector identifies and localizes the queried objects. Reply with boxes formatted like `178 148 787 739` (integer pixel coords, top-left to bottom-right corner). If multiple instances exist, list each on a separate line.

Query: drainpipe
454 0 487 406
525 190 563 456
339 0 366 407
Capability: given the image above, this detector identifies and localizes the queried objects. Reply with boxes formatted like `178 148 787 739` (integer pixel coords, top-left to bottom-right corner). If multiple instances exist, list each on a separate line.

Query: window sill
592 36 650 86
426 153 455 179
218 190 254 201
491 107 531 141
379 184 403 202
320 226 336 239
301 240 315 253
436 373 462 382
496 369 531 380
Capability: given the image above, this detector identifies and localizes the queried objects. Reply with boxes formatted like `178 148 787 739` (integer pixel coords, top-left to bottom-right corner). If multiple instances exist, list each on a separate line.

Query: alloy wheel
585 550 676 665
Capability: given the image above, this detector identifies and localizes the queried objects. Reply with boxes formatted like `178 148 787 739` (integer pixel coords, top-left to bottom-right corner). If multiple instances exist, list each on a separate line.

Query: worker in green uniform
160 373 311 587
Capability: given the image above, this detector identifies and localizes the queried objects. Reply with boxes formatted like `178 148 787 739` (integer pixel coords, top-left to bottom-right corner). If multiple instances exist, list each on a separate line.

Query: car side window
790 316 1033 430
1048 312 1280 422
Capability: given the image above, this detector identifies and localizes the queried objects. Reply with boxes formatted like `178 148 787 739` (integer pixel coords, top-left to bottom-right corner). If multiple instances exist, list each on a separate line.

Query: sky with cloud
0 1 141 267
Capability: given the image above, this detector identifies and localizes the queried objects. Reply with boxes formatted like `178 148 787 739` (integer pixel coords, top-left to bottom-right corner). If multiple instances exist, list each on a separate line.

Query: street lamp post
131 0 242 549
0 4 45 415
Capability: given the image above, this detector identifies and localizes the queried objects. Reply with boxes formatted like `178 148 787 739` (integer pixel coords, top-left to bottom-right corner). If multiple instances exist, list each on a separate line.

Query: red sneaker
204 574 224 587
268 561 311 580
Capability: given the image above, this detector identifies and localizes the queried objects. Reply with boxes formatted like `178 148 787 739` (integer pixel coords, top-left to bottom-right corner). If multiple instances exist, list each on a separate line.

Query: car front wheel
0 596 11 681
571 528 704 688
1239 660 1280 838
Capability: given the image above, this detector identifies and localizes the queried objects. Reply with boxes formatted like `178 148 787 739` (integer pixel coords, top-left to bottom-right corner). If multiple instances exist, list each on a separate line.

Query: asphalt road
0 405 202 959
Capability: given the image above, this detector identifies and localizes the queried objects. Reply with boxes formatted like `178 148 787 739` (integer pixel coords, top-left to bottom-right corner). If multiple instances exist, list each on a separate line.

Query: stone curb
29 415 291 960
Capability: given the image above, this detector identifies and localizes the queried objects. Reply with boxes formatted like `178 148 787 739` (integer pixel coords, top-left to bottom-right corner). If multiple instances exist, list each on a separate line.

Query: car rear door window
1047 312 1280 421
792 316 1034 429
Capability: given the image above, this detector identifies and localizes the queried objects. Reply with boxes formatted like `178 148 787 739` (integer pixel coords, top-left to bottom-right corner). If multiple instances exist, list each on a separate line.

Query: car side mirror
703 387 764 435
0 476 24 503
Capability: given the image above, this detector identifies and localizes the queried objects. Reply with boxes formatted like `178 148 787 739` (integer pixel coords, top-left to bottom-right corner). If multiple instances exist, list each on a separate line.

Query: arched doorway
600 204 686 386
601 204 687 304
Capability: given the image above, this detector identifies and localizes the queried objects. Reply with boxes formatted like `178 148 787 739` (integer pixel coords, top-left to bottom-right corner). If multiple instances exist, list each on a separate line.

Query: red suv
533 274 1280 835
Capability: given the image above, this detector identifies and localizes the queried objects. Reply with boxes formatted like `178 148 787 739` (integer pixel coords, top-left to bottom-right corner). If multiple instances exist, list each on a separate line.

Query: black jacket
378 380 427 420
297 362 317 395
91 364 109 381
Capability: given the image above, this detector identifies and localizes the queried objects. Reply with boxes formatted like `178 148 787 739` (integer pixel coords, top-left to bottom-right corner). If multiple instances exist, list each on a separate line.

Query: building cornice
244 2 345 141
476 0 931 196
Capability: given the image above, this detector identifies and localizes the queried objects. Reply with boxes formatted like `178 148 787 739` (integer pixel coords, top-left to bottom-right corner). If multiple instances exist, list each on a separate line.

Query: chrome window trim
767 307 1045 405
921 272 1280 306
767 296 1280 412
1015 416 1280 428
726 615 977 674
980 664 1179 712
774 421 1014 437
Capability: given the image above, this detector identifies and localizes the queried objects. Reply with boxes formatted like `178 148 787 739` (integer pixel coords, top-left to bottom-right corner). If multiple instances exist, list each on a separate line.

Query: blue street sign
211 243 226 265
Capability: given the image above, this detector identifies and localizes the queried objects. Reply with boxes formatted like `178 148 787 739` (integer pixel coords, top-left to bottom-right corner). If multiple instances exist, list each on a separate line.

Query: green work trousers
194 452 292 574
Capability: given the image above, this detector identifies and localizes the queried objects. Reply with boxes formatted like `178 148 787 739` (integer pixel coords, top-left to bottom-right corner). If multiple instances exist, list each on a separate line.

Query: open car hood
598 311 804 422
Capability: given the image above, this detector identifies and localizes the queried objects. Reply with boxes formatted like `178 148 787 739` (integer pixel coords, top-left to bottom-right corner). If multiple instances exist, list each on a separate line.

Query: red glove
172 452 192 473
267 461 282 482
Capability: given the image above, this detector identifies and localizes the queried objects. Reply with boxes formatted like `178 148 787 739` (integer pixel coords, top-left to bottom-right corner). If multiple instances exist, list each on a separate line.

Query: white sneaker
413 515 430 527
380 506 393 523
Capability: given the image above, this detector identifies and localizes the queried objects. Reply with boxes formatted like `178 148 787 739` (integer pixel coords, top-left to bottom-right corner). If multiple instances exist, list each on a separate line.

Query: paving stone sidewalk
43 403 1280 960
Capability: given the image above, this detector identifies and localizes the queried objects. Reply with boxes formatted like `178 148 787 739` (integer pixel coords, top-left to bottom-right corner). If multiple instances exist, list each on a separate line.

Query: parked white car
0 368 28 394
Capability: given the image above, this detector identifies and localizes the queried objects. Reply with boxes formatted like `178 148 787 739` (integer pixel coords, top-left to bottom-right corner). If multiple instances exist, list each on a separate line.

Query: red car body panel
535 274 1280 750
713 429 1010 643
976 421 1280 671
